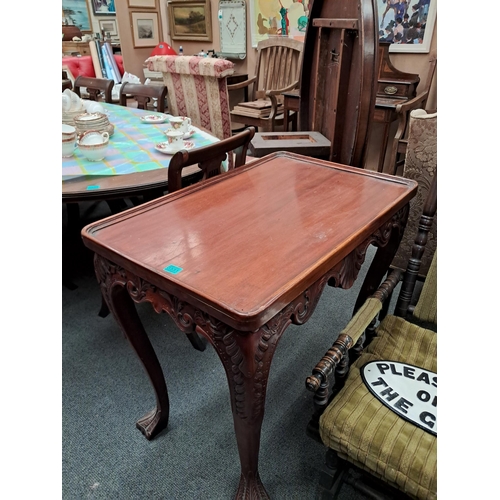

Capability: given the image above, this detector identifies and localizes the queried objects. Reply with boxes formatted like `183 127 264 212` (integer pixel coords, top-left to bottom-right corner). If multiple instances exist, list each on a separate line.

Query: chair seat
319 315 437 500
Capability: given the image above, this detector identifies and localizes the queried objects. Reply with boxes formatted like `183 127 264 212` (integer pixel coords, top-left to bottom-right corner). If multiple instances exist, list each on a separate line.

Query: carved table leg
95 257 170 440
203 322 278 500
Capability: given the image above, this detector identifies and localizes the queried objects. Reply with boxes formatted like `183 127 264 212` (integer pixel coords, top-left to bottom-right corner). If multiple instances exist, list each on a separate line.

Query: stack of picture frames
128 0 161 48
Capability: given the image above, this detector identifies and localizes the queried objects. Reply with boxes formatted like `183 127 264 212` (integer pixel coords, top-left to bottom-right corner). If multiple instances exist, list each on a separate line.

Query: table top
82 152 417 330
62 103 220 203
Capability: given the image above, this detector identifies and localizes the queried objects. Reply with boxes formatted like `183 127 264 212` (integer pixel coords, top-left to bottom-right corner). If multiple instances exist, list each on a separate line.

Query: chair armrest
305 269 401 393
227 76 257 91
386 91 431 175
265 80 300 96
395 90 430 115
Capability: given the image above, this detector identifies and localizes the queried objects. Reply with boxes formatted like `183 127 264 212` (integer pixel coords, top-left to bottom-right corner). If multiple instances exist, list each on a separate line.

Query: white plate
141 114 169 124
155 140 194 155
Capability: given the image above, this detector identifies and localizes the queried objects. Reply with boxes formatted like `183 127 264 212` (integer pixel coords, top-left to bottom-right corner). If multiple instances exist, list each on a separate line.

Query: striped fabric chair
305 169 437 499
145 55 234 143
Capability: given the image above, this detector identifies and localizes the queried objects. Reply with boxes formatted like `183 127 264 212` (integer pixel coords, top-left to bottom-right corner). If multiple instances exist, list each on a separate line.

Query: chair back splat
167 127 255 193
74 76 114 103
118 82 168 113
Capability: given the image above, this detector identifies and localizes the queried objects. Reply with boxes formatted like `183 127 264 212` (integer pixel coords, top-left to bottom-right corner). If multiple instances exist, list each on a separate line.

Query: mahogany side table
82 152 417 499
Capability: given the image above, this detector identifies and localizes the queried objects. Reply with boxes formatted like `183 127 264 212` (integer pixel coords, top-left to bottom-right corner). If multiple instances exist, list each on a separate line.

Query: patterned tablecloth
62 103 221 180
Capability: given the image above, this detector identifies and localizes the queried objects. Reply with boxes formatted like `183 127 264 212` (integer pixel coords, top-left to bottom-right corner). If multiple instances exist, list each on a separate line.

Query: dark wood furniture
81 152 417 499
62 40 91 56
385 58 437 176
372 41 426 173
281 89 300 132
62 70 72 91
228 37 304 132
167 127 255 192
227 72 249 102
74 75 114 104
119 82 168 113
299 0 378 168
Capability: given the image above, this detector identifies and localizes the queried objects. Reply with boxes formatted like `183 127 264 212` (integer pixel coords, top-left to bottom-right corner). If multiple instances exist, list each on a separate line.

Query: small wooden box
249 131 331 158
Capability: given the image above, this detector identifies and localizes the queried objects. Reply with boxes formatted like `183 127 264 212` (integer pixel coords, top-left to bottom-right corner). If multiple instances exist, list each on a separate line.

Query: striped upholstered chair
305 170 437 499
145 55 234 139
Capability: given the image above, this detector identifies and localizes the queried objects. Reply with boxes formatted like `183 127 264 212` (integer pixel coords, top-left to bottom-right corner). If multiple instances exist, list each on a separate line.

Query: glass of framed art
376 0 437 53
130 11 161 48
90 0 116 16
62 0 92 32
167 1 212 42
98 19 118 37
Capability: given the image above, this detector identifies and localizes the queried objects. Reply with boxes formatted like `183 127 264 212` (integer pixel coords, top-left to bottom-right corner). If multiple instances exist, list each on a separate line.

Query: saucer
141 113 168 124
155 140 194 155
183 127 196 139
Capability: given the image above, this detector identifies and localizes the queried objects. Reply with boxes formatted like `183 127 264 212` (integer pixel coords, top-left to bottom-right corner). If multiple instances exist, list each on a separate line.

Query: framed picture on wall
62 0 92 32
90 0 116 16
128 0 156 8
376 0 436 53
167 1 212 42
98 18 118 36
130 11 161 47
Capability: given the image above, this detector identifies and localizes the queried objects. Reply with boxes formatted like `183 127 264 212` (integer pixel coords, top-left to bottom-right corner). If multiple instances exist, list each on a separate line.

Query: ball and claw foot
135 407 168 441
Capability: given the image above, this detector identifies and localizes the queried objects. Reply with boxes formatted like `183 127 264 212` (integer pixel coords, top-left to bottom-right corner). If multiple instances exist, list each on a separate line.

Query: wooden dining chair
74 75 114 103
228 37 304 132
167 127 256 192
118 82 168 113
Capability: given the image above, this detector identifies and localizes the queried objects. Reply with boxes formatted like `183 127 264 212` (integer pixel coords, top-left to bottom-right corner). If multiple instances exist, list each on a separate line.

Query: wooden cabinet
62 42 91 56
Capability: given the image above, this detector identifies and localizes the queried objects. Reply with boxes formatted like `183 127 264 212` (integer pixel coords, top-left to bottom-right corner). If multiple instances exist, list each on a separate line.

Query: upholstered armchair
145 55 235 143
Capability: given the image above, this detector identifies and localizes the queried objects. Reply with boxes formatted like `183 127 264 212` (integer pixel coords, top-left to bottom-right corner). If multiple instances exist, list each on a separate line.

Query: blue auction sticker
361 360 437 436
164 264 183 275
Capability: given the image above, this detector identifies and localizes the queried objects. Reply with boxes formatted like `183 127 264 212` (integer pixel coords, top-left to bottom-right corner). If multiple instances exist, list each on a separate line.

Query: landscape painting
168 1 212 41
62 0 91 32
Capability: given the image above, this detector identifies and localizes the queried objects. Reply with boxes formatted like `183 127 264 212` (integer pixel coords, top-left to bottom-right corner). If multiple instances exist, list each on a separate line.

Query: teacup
62 136 76 157
165 129 184 152
168 116 191 134
62 124 76 141
86 102 105 114
77 130 110 161
62 94 71 112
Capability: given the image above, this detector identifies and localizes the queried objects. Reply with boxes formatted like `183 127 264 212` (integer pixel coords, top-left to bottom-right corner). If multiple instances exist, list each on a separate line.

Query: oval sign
361 361 437 436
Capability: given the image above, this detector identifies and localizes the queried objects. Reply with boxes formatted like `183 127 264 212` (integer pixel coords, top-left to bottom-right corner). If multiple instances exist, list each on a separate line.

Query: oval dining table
62 102 221 205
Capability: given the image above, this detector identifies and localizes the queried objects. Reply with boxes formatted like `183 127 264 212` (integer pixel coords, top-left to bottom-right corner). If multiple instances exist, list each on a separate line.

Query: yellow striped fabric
319 315 437 500
340 297 383 346
413 250 437 325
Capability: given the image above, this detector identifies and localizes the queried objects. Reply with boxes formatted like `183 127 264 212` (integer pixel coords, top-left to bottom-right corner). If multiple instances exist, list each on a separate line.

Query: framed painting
128 0 156 7
376 0 437 53
62 0 92 32
249 0 310 48
90 0 116 16
167 1 212 42
130 11 161 47
98 18 118 36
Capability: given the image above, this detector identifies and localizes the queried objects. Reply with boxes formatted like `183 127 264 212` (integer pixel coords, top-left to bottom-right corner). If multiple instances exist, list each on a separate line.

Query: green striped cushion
319 315 437 500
